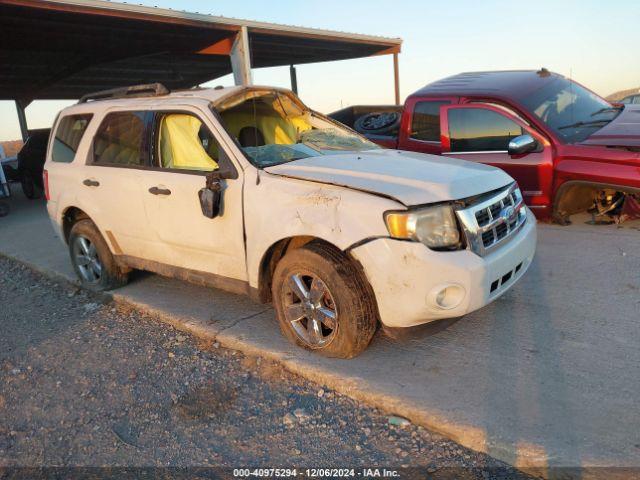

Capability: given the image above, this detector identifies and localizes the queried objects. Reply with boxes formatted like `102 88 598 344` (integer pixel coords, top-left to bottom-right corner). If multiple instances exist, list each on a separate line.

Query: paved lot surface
0 256 533 479
0 189 639 477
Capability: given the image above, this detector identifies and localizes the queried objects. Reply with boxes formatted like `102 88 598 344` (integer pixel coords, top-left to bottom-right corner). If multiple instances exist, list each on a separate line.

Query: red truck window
410 100 450 142
448 108 524 152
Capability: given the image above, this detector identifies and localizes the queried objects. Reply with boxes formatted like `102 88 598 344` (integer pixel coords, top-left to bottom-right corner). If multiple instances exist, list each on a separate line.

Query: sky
1 0 639 141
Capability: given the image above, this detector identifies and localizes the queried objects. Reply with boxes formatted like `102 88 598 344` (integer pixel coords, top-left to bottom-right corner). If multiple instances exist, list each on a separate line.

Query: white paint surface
265 149 513 206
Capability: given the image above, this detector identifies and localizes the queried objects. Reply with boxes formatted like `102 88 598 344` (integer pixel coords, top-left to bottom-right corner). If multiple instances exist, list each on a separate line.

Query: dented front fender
244 170 402 289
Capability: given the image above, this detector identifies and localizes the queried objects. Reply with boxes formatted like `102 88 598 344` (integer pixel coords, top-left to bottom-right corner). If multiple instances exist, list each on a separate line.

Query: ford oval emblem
502 206 516 222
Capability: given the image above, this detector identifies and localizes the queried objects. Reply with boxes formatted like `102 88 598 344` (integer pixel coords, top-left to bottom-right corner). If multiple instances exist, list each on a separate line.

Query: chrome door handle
148 186 171 196
83 179 100 187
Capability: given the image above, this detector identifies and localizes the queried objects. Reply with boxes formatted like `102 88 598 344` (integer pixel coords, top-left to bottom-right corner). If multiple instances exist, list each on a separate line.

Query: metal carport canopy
0 0 402 102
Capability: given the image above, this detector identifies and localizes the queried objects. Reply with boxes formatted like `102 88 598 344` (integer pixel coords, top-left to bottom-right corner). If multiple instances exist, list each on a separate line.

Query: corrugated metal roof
0 0 402 100
46 0 402 45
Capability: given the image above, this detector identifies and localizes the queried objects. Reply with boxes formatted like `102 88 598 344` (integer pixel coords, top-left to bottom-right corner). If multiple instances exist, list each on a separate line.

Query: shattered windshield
213 90 380 168
521 77 622 143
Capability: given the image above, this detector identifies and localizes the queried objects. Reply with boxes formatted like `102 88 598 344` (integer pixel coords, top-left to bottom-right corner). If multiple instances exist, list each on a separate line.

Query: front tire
272 242 378 358
68 219 128 291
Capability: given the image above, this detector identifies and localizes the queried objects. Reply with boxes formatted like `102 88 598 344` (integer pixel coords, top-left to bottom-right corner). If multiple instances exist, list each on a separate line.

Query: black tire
3 165 20 182
272 242 378 358
0 201 9 217
354 111 401 135
68 219 128 291
20 170 41 200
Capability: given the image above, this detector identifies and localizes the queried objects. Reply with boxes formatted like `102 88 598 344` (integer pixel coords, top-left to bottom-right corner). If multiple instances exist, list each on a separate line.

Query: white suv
44 84 536 358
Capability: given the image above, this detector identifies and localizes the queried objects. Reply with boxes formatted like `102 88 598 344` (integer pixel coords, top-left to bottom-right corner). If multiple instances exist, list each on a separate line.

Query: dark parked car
17 128 50 199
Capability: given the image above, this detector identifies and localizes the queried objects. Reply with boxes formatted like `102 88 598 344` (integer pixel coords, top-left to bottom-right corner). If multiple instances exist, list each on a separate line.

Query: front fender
244 170 402 288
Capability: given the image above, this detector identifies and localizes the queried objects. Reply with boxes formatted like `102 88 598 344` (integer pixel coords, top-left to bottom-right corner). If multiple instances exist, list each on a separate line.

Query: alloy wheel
72 235 103 284
282 272 338 348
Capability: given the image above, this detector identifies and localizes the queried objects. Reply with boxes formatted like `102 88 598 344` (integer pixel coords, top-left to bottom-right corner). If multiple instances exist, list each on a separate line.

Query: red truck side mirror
508 134 540 156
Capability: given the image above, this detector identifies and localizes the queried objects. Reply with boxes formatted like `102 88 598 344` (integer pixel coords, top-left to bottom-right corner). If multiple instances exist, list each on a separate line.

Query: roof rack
78 83 170 104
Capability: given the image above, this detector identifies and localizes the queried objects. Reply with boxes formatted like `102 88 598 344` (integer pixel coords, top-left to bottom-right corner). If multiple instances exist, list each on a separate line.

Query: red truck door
439 104 554 212
399 97 458 155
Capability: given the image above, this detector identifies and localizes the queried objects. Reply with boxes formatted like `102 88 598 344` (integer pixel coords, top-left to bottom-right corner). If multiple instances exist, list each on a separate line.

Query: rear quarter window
52 114 93 163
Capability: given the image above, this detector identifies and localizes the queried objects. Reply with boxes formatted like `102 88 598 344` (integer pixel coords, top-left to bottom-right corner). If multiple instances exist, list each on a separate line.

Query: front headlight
385 204 461 249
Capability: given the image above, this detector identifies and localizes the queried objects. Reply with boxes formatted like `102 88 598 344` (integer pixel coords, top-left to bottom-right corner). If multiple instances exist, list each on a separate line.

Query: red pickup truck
330 70 640 223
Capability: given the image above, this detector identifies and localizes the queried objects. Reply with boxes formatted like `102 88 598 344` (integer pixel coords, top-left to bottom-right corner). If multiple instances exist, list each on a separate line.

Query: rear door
440 104 554 210
45 112 93 205
399 97 457 155
79 110 154 258
136 107 247 282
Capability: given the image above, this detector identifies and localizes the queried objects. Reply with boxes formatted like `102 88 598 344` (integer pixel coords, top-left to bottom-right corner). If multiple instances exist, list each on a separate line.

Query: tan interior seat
94 114 143 165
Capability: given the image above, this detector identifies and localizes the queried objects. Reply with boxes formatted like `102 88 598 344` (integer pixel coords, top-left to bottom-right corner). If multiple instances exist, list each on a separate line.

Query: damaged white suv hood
264 149 513 206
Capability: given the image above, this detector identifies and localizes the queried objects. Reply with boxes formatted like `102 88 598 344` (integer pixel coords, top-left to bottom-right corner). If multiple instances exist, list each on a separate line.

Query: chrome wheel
282 272 338 348
72 235 103 284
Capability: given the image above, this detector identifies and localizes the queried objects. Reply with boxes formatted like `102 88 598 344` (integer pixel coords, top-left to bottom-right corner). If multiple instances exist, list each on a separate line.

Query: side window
157 113 219 172
93 112 147 166
448 108 524 152
52 114 92 163
634 96 640 105
410 101 449 142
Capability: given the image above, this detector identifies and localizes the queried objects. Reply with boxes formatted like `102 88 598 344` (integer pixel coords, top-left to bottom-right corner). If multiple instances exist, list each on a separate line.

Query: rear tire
20 170 41 200
272 242 378 358
68 219 128 291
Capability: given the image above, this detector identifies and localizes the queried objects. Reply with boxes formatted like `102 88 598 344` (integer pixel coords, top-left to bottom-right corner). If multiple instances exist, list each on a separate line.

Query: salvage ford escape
44 84 536 358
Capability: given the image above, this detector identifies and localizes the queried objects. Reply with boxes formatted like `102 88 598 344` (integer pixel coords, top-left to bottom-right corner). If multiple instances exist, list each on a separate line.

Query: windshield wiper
590 106 623 117
558 119 611 130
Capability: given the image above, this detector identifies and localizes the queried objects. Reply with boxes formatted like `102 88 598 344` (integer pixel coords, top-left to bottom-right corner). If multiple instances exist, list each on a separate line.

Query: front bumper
350 208 537 328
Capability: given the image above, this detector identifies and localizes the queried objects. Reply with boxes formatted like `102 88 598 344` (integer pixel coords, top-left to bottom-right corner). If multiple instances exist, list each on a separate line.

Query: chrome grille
456 184 527 256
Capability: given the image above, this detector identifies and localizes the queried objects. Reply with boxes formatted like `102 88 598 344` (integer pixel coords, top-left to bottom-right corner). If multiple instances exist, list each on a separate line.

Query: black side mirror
508 134 539 156
198 181 222 219
198 149 238 218
199 172 223 219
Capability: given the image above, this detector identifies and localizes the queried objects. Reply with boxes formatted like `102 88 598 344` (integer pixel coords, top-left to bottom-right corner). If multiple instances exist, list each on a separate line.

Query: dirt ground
0 256 535 479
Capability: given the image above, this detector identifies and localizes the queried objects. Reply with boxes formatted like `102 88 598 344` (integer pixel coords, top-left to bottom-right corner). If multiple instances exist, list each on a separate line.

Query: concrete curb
1 250 582 479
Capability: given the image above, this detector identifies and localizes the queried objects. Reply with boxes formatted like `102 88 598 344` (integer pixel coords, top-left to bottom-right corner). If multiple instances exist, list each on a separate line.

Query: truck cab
332 70 640 223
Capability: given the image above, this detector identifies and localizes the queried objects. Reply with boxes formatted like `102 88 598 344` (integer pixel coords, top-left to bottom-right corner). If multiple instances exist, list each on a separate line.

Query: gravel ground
0 256 536 479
